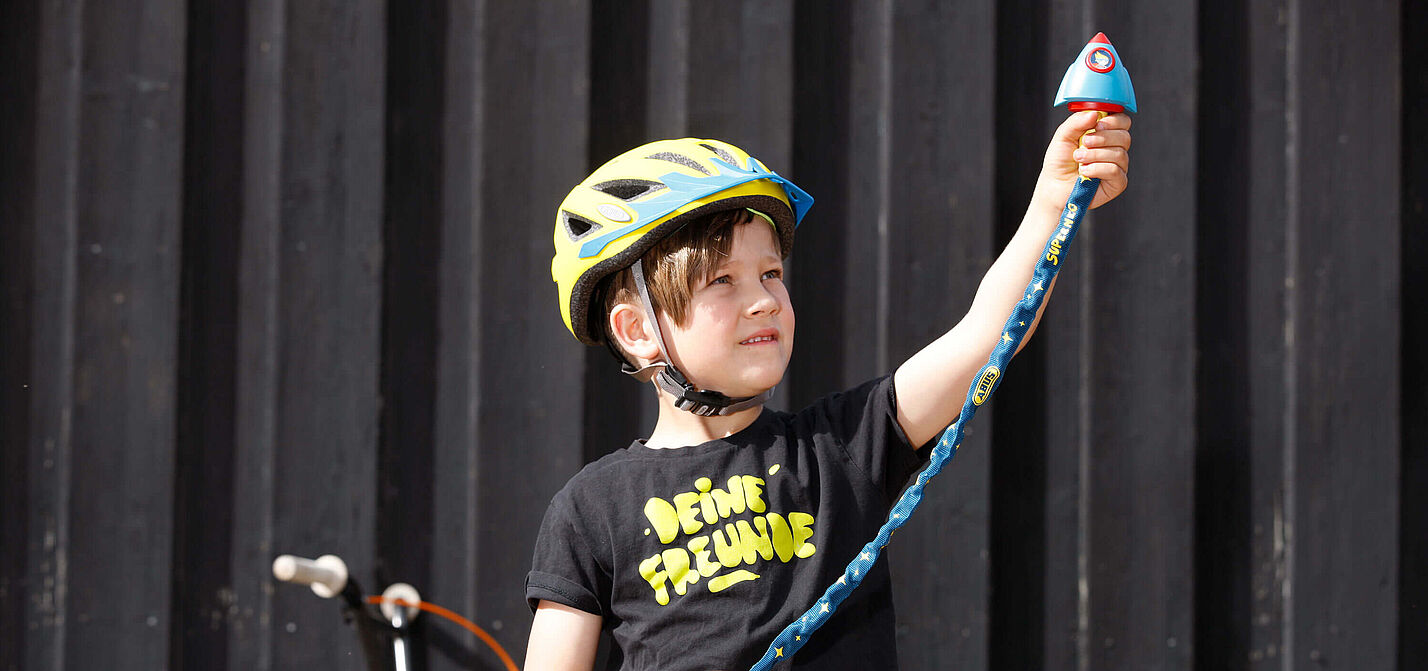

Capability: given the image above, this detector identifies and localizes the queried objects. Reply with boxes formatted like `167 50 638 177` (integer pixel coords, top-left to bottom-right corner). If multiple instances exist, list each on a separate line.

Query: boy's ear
608 301 662 364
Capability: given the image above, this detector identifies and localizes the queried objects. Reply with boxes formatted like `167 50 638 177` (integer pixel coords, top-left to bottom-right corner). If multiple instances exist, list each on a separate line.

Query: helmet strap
629 260 772 416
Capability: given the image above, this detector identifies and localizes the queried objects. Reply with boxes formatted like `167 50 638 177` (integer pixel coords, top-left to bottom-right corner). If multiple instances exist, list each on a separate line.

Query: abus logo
973 366 1000 406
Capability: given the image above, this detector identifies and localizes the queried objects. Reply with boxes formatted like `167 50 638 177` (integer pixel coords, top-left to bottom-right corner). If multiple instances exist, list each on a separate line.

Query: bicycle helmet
551 138 814 415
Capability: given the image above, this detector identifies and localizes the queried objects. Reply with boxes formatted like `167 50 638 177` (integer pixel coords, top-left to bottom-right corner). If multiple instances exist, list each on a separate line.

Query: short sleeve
525 489 609 616
801 375 929 503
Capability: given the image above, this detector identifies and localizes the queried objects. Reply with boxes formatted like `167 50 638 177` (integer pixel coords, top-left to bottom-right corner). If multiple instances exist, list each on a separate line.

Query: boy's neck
644 391 765 449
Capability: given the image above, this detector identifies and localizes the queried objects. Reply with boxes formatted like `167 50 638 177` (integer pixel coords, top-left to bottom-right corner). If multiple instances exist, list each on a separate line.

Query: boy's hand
1034 110 1132 211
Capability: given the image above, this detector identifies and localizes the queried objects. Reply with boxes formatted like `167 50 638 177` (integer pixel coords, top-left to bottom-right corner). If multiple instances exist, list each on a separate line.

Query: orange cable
366 595 520 671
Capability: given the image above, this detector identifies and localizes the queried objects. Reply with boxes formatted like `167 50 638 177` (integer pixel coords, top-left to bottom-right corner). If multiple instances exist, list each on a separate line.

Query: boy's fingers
1080 129 1131 150
1095 112 1132 132
1055 110 1102 144
1072 146 1130 171
1079 162 1126 183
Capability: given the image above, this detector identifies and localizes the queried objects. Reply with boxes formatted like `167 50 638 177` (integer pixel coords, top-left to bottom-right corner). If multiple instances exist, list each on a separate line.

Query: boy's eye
710 275 731 285
762 269 783 280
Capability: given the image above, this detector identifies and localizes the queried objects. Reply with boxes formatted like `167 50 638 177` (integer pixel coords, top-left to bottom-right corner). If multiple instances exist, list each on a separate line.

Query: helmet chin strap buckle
654 366 772 417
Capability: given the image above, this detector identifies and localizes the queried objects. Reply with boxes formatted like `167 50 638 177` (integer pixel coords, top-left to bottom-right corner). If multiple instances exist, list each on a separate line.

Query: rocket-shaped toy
1054 32 1137 113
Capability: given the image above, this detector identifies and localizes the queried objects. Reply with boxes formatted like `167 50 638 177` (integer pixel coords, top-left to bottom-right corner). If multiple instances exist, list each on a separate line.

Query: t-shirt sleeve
525 488 609 616
807 375 929 503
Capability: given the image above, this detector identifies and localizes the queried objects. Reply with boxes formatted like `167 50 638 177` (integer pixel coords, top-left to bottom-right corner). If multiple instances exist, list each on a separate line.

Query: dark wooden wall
1 1 1420 669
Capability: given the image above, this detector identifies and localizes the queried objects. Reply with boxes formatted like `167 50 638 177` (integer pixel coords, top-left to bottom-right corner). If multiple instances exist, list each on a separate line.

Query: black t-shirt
526 376 927 670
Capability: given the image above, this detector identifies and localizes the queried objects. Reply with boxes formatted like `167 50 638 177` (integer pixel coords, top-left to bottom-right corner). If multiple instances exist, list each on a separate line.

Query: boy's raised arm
893 111 1131 448
524 600 602 671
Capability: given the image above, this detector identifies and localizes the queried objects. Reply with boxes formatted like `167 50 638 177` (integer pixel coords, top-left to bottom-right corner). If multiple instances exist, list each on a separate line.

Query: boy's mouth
740 330 779 345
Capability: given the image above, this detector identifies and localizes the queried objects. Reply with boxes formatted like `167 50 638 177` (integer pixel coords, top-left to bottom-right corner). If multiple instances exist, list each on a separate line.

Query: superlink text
1045 202 1078 266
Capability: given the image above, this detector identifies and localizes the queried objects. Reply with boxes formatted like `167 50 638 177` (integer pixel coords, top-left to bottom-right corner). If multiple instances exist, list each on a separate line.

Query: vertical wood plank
55 0 188 665
1400 0 1428 663
1194 0 1255 668
838 0 893 393
989 1 1054 668
377 0 446 620
477 1 591 661
170 0 246 667
788 0 853 409
0 0 39 663
880 2 996 669
1241 0 1293 668
57 0 187 668
424 0 487 668
263 0 387 665
226 1 286 668
1082 2 1198 667
1286 0 1400 667
20 0 84 667
645 0 690 142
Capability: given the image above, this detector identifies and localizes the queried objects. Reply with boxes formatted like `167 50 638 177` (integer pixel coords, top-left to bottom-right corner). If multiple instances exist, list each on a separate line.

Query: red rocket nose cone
1090 32 1110 44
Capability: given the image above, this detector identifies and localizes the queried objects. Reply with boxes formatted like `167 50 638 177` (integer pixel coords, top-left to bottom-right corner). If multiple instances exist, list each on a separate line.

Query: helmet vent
562 211 602 241
647 151 709 175
698 143 737 165
592 179 665 201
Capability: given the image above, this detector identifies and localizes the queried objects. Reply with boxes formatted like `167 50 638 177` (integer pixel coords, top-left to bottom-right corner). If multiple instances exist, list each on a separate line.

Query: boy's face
659 221 794 399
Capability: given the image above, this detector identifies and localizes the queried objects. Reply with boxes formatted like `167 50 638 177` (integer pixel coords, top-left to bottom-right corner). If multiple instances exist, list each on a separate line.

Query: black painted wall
1 1 1420 670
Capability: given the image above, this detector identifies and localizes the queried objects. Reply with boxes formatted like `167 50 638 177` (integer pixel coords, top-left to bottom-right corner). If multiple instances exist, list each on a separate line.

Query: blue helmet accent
576 156 813 260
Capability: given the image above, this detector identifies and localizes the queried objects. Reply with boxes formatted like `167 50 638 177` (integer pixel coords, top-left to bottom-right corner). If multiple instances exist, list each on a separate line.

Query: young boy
528 112 1130 670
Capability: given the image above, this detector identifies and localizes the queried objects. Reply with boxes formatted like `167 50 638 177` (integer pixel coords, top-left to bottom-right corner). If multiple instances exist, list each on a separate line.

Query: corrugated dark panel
266 0 387 666
989 1 1052 669
475 0 592 660
1194 0 1254 662
1401 0 1428 663
61 0 187 666
0 0 38 668
170 0 245 667
225 2 286 668
1084 2 1198 668
422 1 486 669
787 0 851 410
835 0 893 393
0 0 39 665
1243 1 1292 668
1288 0 1401 668
881 0 997 667
378 5 446 666
20 1 83 668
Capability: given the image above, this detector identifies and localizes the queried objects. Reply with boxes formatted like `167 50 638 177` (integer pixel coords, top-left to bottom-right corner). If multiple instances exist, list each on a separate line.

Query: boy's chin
727 372 786 399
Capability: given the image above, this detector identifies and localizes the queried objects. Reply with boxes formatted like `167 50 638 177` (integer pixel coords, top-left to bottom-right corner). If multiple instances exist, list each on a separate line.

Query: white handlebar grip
272 554 349 598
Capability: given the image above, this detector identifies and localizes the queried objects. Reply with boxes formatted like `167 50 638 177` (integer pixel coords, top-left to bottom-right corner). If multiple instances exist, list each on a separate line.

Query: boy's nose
746 286 780 316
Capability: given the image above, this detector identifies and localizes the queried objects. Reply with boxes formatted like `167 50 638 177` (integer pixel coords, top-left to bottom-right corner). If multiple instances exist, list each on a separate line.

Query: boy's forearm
964 192 1066 343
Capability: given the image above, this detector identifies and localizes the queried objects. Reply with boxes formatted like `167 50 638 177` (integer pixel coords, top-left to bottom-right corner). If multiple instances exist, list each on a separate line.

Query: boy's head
550 138 813 414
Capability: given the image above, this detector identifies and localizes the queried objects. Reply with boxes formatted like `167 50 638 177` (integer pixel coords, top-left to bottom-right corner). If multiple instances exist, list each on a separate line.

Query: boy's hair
599 208 753 353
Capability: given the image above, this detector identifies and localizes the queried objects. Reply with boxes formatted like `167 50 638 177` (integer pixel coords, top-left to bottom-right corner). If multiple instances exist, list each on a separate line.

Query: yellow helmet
552 138 813 345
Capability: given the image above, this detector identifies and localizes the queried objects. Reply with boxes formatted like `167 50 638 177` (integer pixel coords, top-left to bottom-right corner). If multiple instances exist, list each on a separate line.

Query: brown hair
600 208 754 345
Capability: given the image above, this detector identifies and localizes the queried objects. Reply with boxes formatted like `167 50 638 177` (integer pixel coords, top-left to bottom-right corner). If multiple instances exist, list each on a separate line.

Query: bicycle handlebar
272 554 349 598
